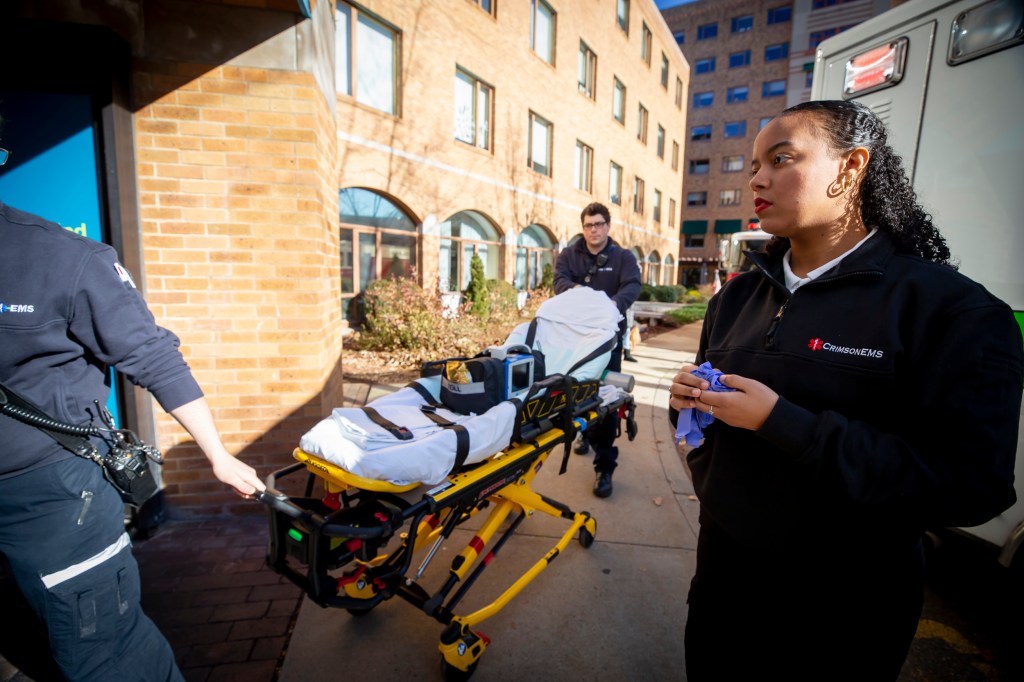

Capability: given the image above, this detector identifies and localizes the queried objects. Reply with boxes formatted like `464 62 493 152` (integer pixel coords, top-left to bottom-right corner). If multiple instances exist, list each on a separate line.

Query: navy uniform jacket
0 202 202 479
553 236 641 338
689 230 1022 550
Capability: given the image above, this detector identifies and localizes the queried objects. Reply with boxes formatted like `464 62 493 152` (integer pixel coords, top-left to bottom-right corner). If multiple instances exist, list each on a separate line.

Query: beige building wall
338 0 688 290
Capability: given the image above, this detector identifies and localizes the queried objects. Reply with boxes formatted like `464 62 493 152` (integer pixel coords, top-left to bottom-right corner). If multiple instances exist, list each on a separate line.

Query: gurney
257 289 637 681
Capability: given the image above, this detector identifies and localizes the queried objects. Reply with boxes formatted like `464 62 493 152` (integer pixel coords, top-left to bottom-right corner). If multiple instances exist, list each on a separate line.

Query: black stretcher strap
405 380 441 407
565 336 616 377
360 406 414 441
419 406 471 471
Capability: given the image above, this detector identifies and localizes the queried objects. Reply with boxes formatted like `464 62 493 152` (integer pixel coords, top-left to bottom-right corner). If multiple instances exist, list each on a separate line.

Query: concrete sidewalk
278 325 701 682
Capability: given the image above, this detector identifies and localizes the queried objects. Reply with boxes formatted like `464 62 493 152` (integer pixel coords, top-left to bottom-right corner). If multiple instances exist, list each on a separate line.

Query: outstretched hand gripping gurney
257 289 637 681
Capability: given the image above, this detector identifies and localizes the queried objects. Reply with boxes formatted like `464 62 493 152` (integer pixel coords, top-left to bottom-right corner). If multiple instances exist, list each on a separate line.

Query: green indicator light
288 529 304 542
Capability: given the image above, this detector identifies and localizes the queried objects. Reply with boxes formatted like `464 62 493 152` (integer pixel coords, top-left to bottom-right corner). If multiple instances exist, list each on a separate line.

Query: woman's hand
669 362 707 411
696 374 780 432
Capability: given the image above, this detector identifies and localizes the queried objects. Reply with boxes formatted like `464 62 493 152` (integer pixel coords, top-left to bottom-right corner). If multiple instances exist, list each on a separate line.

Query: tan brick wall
337 0 688 281
134 61 341 514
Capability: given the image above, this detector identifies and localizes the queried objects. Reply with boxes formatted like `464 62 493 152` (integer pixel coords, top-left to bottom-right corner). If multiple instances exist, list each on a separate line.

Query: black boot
593 471 613 498
623 351 638 362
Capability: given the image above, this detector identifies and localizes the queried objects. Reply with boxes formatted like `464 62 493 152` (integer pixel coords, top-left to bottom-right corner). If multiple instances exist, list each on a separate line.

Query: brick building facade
0 0 686 515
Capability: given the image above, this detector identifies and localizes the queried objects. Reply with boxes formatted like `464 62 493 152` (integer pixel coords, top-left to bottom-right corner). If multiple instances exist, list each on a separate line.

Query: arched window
439 210 501 292
662 253 676 286
646 251 661 285
339 188 418 322
515 224 556 290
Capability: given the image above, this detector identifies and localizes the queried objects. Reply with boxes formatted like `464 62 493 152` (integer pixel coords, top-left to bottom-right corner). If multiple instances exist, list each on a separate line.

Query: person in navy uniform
554 202 641 498
0 132 264 681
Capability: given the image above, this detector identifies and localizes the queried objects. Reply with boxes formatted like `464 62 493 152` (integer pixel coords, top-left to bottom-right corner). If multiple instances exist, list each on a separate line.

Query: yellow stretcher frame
258 376 635 682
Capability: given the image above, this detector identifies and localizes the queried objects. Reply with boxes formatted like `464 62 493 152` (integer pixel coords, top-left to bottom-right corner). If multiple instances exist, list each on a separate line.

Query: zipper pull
765 300 790 349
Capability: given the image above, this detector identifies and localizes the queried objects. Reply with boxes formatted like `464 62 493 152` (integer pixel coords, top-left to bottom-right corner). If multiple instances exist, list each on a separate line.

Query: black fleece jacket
553 236 641 338
688 231 1022 550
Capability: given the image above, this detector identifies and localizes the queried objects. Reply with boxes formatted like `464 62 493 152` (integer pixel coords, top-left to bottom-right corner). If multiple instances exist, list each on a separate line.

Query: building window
697 22 717 40
660 53 670 88
531 0 556 65
675 76 683 108
653 189 662 223
722 154 744 172
695 57 716 74
528 111 553 176
729 50 751 68
515 224 557 291
762 79 786 98
691 124 712 141
468 0 495 15
765 43 790 62
720 189 742 206
646 252 661 285
641 22 653 66
813 0 858 8
731 15 753 33
439 211 501 293
687 191 707 206
637 103 648 143
609 161 623 205
724 120 747 138
673 30 684 46
668 198 677 227
767 6 792 24
759 116 773 130
727 86 749 103
657 125 665 158
671 140 680 170
617 0 630 34
693 91 714 108
810 26 852 49
339 187 418 321
454 68 492 150
685 234 705 248
574 140 594 193
633 176 645 214
335 3 400 115
613 77 626 123
806 70 815 88
689 159 710 175
578 41 597 99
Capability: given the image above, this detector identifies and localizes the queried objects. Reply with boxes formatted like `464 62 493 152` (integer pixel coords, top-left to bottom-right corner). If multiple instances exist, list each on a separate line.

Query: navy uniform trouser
589 343 623 475
0 456 183 682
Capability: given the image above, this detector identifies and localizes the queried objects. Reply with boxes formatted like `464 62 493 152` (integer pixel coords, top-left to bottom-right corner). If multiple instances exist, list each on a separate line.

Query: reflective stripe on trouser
0 456 183 682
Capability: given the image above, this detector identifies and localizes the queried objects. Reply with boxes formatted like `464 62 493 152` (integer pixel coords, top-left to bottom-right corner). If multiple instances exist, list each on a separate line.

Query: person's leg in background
590 345 623 497
622 306 637 363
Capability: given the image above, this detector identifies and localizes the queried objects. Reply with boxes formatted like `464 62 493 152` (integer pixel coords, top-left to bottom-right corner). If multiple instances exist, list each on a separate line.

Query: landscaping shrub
464 253 489 317
638 283 656 301
666 303 708 326
359 276 448 351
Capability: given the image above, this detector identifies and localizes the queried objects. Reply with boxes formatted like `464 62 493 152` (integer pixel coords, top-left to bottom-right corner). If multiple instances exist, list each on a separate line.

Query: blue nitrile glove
674 362 736 447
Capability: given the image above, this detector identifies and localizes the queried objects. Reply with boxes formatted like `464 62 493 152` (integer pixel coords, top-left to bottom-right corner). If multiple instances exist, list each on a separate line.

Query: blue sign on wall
0 90 121 424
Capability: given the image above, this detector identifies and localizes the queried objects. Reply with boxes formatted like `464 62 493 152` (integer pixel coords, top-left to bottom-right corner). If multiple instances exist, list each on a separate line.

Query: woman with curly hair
670 100 1022 680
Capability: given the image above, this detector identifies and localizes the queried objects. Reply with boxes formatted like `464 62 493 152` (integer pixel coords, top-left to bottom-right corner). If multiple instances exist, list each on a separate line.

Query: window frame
723 120 747 139
671 140 680 170
660 52 670 88
633 176 646 214
675 76 683 108
765 42 790 62
719 189 742 206
637 102 648 144
689 159 710 175
336 3 402 116
578 40 597 99
574 139 594 193
641 22 653 66
729 49 751 68
530 0 557 65
693 91 714 108
762 79 786 98
527 110 553 176
767 6 792 25
609 160 623 205
731 15 754 33
686 191 707 206
617 0 630 34
454 67 493 150
697 22 718 40
668 197 677 228
695 57 716 74
691 124 712 141
653 188 662 223
722 154 745 173
656 124 665 159
613 77 627 124
726 85 749 103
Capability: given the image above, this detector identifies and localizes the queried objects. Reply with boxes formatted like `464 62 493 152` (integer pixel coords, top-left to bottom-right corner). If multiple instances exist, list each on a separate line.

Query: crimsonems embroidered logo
807 337 883 358
0 302 35 314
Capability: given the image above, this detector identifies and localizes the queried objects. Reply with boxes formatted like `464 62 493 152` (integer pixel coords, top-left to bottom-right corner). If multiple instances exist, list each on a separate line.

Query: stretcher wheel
440 658 477 682
578 516 597 548
346 606 375 617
